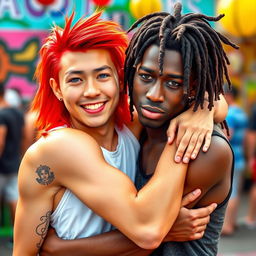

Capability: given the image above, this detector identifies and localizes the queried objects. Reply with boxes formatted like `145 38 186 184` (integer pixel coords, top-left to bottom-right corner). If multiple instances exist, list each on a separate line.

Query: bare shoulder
25 128 101 160
19 128 104 189
184 125 233 206
195 125 232 167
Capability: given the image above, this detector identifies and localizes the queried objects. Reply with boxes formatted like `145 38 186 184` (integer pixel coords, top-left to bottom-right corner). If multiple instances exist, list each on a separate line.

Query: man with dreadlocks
39 3 235 256
125 2 236 255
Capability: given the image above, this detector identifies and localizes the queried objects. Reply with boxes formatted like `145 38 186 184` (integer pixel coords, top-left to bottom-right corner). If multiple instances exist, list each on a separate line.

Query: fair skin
39 46 228 256
14 49 189 256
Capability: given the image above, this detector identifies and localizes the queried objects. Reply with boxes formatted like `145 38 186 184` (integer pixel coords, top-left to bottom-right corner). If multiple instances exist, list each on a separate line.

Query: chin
140 119 165 129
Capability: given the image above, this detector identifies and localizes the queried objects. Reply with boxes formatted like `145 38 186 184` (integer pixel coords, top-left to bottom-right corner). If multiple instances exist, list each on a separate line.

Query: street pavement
1 192 256 255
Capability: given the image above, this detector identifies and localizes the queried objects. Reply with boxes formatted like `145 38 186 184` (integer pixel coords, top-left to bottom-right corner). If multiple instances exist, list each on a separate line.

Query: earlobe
50 78 62 100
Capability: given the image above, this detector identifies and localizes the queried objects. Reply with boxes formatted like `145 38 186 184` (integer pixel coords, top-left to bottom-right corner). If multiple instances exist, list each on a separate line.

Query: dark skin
134 45 232 208
39 45 230 256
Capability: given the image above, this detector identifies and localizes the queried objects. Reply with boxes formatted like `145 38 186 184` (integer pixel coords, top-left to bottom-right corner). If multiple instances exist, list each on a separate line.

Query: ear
189 78 197 97
50 78 62 101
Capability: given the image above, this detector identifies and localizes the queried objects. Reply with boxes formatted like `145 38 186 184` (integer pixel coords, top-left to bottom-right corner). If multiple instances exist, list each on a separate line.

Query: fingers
175 128 189 163
167 119 178 144
181 132 200 163
174 127 213 163
189 230 205 241
192 203 217 219
202 130 212 152
186 203 217 230
181 189 201 207
190 133 204 160
207 203 218 214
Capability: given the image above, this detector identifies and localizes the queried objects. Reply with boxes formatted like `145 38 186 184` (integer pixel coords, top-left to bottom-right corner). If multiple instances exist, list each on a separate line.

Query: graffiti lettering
0 0 21 18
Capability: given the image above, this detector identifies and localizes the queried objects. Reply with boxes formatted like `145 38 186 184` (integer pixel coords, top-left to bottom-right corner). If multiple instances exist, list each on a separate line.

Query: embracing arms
40 190 216 256
14 129 187 255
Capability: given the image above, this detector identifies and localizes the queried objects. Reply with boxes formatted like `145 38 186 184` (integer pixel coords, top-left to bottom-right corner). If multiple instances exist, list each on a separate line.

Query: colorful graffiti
0 31 46 99
0 0 214 100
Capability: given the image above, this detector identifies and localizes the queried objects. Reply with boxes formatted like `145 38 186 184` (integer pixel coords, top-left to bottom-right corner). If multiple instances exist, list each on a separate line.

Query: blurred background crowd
0 0 256 255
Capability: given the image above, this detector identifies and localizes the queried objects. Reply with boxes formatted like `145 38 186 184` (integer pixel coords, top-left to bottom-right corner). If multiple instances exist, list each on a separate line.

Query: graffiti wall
0 0 214 101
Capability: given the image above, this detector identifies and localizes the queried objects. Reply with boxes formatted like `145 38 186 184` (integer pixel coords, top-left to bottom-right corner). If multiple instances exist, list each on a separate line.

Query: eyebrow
65 65 113 76
138 66 183 79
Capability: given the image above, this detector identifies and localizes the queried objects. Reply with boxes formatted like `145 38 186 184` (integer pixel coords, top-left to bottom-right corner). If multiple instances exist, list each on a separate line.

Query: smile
81 102 106 113
84 103 104 110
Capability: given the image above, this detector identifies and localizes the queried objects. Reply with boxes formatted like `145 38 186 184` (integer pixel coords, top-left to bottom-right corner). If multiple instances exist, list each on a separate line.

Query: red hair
31 12 130 132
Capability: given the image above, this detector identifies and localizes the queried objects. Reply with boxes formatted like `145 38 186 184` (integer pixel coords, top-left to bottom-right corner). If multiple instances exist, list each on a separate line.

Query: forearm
133 143 187 243
14 200 51 256
212 94 228 123
57 131 188 248
43 230 153 256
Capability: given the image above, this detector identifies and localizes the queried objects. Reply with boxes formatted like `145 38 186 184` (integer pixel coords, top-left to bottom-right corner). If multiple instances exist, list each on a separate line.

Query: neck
145 122 169 144
91 123 118 151
72 118 118 152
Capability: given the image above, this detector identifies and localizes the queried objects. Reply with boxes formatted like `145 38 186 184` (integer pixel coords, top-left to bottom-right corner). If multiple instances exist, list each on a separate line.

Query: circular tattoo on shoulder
35 165 55 185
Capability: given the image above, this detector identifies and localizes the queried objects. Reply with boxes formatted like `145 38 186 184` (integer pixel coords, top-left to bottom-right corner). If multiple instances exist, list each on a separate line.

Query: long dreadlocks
125 2 238 125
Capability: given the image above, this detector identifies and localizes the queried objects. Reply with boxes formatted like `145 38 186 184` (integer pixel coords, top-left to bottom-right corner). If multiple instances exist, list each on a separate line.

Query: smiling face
50 49 119 131
133 44 187 129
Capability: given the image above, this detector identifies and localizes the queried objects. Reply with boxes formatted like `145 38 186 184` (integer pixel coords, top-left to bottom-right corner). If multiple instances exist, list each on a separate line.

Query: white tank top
50 125 140 239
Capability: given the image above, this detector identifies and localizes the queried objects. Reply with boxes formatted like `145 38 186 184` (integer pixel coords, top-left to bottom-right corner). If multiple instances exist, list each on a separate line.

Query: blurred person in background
222 85 248 235
0 82 24 227
22 110 38 155
4 87 23 109
244 102 256 229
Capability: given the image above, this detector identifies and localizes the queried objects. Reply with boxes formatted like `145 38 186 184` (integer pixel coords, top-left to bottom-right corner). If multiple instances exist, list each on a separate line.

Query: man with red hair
14 12 225 256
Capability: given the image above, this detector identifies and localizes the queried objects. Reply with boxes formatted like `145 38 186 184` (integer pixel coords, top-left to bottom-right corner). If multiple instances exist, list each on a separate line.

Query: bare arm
14 128 188 255
40 229 153 256
182 128 233 208
13 156 61 255
0 124 7 156
53 129 188 248
40 190 216 256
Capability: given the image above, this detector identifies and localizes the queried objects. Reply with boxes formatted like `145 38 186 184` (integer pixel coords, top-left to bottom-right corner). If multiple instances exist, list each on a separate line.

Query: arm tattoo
36 211 51 250
35 165 55 185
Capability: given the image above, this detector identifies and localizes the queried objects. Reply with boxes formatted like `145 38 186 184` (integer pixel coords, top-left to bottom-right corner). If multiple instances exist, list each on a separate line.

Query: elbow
133 227 164 250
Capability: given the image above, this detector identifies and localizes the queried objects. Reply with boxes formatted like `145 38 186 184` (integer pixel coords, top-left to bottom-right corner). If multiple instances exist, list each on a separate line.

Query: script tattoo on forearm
36 211 51 250
35 165 55 185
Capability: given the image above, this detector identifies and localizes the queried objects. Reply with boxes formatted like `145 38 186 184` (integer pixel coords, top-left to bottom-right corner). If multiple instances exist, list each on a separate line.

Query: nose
83 78 100 98
146 82 164 102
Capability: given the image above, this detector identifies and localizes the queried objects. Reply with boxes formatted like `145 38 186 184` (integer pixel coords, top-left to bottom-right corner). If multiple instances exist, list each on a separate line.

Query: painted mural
0 0 214 101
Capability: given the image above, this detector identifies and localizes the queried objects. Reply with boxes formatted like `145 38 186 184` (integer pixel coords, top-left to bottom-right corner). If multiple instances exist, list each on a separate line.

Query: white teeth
84 103 104 110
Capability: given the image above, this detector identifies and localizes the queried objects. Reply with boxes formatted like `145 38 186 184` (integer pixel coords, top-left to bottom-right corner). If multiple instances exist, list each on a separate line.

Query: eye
97 73 111 80
166 80 182 89
139 73 153 82
67 77 82 84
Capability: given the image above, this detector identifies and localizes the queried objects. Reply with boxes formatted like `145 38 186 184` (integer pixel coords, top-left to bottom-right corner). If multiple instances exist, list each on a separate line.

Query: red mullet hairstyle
31 11 130 132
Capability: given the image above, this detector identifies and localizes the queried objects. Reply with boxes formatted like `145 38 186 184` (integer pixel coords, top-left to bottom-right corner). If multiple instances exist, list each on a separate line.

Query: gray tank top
135 130 234 256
